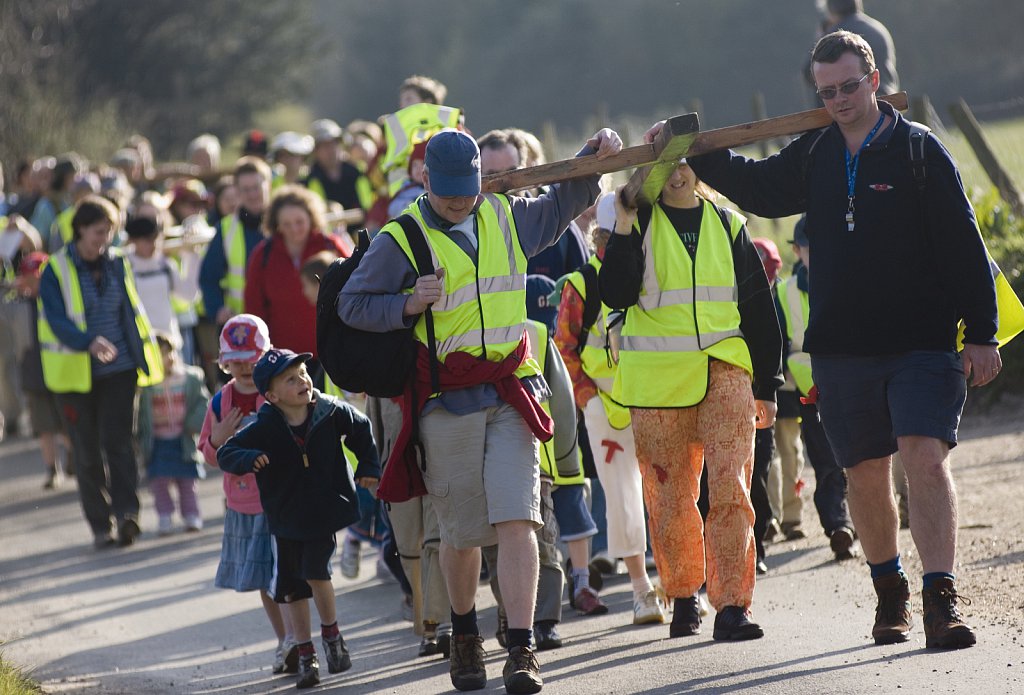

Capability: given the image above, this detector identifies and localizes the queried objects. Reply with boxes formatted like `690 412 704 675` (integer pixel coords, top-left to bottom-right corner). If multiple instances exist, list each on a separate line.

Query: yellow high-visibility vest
564 256 631 430
307 168 376 212
956 255 1024 350
778 274 814 397
613 201 752 408
525 319 584 485
380 194 540 382
54 207 74 246
219 215 248 314
380 104 462 196
38 247 164 393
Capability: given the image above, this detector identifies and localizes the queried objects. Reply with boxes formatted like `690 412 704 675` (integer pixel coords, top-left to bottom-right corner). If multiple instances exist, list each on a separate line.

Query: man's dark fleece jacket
687 101 997 356
599 201 784 403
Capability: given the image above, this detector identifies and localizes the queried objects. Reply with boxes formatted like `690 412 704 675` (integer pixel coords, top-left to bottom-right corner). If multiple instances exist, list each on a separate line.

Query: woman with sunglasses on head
657 30 997 651
599 160 783 642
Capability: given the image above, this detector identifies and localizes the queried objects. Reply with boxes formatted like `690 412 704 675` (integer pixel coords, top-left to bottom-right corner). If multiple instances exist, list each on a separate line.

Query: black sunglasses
816 73 870 101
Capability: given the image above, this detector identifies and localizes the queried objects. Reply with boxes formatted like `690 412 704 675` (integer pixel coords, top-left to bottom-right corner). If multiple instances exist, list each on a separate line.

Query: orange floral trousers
632 360 757 610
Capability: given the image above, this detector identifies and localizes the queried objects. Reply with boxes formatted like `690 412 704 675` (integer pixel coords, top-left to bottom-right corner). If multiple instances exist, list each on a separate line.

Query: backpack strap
210 390 223 421
396 214 440 394
576 263 601 355
907 121 931 194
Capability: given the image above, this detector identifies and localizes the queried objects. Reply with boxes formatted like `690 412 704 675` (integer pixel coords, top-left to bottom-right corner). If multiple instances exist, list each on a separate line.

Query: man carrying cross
338 127 621 694
670 30 998 650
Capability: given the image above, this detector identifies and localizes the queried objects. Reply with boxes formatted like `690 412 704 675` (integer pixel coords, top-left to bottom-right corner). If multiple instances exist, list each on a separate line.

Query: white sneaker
697 591 710 617
184 515 203 532
157 515 174 536
273 637 298 674
340 538 361 579
633 588 668 625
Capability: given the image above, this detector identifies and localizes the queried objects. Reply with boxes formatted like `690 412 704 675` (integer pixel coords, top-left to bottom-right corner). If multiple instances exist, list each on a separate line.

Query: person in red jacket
244 185 349 387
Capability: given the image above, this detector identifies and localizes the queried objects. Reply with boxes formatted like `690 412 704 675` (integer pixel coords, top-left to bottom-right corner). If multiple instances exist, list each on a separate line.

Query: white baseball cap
219 314 271 362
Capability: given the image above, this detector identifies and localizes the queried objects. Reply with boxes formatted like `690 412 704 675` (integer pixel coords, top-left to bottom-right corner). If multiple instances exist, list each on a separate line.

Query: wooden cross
481 92 909 207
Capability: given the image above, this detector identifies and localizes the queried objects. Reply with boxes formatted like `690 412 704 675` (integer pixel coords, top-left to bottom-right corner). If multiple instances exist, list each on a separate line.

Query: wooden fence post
949 98 1024 217
911 95 932 128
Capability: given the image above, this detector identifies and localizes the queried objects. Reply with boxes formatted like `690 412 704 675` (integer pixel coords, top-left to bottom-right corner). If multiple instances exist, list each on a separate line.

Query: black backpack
315 215 439 398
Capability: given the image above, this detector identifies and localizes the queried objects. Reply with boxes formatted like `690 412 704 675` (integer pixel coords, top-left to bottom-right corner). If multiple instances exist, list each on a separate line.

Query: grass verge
0 648 42 695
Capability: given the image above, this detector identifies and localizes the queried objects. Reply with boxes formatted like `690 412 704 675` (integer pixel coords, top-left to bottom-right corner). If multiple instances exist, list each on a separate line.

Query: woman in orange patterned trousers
598 160 783 641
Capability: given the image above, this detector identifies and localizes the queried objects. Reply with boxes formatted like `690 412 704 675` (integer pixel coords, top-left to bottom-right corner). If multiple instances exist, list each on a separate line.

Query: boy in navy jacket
219 349 380 688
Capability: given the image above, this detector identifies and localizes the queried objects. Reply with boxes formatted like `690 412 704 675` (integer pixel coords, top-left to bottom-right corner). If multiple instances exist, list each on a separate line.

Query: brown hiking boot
872 572 912 645
503 646 542 694
922 578 976 649
450 633 487 691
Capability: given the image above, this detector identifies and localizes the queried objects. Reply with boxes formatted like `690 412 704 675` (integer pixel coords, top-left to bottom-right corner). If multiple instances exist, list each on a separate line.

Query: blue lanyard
843 112 885 231
844 112 885 201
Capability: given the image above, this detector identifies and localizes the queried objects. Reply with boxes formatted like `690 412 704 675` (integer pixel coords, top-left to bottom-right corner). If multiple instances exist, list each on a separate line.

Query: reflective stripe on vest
220 215 247 313
381 194 540 381
564 256 631 429
613 201 752 408
38 248 164 393
778 275 814 396
381 104 461 196
525 320 583 485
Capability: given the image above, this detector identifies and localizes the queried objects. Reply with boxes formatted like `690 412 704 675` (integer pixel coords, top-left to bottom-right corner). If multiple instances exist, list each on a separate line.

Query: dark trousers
750 427 775 561
799 402 852 535
58 369 140 537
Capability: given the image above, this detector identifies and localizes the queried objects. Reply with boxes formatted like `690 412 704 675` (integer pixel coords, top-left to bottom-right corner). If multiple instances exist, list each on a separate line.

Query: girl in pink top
198 314 297 674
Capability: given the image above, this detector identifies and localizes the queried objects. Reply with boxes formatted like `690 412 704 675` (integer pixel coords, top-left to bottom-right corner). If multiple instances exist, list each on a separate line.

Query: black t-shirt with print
660 199 705 259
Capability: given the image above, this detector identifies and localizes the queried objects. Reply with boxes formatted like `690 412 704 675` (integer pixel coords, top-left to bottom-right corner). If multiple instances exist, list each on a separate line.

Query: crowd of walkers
0 22 1001 694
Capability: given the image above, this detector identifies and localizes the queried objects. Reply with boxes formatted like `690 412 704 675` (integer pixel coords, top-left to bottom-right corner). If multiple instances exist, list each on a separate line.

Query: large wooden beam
481 92 909 195
480 142 661 194
683 92 907 158
620 114 700 207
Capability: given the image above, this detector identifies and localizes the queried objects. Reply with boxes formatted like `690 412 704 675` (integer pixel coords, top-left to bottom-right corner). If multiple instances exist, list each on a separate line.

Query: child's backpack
315 216 437 397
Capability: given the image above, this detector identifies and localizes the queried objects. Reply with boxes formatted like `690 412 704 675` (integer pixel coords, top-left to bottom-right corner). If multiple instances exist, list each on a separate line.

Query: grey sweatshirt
338 145 601 415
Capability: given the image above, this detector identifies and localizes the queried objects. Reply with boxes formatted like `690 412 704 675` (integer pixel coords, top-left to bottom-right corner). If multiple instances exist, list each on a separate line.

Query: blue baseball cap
253 348 312 396
789 215 809 247
425 129 481 197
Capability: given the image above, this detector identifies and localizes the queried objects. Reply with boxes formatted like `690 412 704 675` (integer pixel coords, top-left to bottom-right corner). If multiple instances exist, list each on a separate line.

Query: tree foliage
0 0 319 166
311 0 1024 138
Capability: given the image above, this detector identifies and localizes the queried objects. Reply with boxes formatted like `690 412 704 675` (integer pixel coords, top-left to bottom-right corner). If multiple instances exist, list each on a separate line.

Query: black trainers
322 633 351 674
781 521 806 540
117 518 140 547
829 527 857 561
712 606 764 641
450 633 487 691
503 646 542 694
532 620 562 650
922 578 976 649
296 650 320 689
872 571 912 645
669 594 701 637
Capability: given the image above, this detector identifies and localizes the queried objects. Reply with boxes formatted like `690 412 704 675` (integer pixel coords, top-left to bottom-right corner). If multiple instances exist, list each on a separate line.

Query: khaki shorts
419 402 542 549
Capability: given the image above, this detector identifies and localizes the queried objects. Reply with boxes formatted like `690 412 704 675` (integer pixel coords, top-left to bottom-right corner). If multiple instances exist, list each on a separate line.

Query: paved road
1 433 1022 694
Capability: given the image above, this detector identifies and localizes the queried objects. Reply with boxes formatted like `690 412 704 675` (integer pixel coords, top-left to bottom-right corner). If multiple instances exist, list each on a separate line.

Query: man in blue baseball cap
340 124 621 694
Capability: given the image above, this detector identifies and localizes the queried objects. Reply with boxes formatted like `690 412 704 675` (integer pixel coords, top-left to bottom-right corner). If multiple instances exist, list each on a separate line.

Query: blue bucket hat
425 129 481 197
